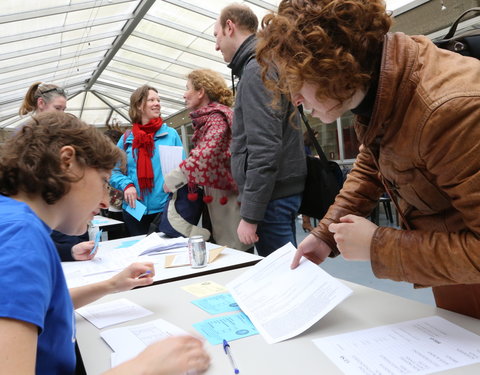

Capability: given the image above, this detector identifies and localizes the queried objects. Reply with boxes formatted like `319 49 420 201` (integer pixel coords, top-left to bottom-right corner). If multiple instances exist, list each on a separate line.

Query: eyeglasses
40 87 67 96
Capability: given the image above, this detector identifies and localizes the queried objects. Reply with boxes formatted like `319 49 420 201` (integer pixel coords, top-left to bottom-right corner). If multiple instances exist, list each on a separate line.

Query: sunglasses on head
40 87 66 96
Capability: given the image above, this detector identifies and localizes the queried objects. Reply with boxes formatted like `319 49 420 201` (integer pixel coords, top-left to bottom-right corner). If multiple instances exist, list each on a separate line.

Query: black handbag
298 105 343 219
433 7 480 59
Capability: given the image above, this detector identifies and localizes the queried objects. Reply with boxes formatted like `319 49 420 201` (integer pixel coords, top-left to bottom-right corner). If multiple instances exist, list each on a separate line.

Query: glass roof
0 0 437 129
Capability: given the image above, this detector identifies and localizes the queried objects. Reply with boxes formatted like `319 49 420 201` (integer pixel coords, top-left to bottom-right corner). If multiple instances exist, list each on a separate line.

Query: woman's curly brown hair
256 0 392 104
187 69 234 107
0 112 125 205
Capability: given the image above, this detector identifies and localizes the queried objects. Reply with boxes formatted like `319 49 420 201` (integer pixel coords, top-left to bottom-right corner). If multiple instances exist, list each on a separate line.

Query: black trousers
122 210 158 236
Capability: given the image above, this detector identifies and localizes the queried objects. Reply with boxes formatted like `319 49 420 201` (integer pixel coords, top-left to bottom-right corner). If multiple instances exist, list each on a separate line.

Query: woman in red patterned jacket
164 69 250 251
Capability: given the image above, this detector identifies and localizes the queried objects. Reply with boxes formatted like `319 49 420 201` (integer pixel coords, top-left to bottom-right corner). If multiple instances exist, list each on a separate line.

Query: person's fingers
291 249 304 269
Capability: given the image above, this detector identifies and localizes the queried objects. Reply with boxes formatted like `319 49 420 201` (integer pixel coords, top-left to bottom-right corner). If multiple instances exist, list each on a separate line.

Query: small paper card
164 246 225 268
125 200 147 221
193 312 258 345
181 281 228 297
191 293 240 315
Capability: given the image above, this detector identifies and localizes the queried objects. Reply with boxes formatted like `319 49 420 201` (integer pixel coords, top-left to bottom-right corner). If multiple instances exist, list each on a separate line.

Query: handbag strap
297 105 330 168
443 7 480 40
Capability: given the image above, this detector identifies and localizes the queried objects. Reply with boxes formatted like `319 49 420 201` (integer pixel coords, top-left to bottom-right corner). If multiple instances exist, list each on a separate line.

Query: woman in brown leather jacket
256 0 480 318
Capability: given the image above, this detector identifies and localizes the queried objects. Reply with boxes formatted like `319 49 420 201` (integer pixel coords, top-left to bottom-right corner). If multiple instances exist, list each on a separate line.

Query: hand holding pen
223 339 240 374
89 229 103 256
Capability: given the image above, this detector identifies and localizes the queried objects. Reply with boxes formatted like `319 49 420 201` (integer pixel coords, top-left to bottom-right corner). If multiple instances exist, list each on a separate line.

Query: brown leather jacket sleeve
371 97 480 287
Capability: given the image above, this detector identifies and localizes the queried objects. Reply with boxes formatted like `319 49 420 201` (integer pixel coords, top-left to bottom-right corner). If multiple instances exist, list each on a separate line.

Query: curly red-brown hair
256 0 392 104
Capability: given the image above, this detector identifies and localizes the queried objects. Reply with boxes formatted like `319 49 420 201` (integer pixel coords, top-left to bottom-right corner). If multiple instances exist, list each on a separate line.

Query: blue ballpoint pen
89 229 103 256
223 339 240 374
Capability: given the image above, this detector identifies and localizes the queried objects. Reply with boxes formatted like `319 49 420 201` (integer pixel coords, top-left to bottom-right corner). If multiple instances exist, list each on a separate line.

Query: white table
62 235 263 288
91 215 124 240
76 267 480 375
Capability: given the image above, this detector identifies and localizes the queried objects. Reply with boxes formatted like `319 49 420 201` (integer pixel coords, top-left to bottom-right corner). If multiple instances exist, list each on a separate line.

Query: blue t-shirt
0 195 75 374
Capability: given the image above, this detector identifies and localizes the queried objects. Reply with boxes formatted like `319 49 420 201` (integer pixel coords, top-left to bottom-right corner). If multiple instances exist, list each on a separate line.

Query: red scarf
131 117 162 194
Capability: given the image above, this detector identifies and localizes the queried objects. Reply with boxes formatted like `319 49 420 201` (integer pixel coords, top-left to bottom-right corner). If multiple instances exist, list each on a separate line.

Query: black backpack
433 7 480 59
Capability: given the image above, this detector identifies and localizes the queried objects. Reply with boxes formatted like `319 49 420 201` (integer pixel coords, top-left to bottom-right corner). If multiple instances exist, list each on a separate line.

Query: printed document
76 298 153 329
158 145 183 175
313 316 480 375
101 318 188 367
226 242 352 344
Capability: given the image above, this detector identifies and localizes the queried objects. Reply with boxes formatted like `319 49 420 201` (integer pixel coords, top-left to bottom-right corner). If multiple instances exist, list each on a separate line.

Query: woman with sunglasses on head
256 0 480 318
19 81 67 115
110 85 185 236
164 69 250 251
0 112 210 375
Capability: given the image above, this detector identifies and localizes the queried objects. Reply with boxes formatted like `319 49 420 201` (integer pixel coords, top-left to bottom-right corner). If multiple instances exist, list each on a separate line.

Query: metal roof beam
95 80 185 107
0 15 131 45
131 31 223 63
161 0 218 19
99 74 185 102
120 46 230 80
0 0 134 24
1 73 91 94
143 15 216 42
106 66 185 91
114 54 186 80
0 31 118 61
0 81 87 106
85 0 157 90
79 92 88 119
91 91 131 123
244 0 278 11
0 45 109 75
0 56 101 85
91 90 130 106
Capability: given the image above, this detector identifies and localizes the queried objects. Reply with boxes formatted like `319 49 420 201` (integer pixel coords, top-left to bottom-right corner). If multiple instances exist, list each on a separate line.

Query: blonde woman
165 69 250 251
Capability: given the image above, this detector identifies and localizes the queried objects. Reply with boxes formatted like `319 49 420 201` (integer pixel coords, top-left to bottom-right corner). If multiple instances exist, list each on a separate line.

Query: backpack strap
122 129 132 151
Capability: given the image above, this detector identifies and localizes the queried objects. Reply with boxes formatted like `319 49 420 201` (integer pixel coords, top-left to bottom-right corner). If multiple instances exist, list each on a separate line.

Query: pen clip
223 339 230 353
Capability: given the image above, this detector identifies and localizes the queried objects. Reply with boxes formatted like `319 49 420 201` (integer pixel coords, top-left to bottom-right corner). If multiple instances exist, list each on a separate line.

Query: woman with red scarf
110 85 184 236
164 69 250 252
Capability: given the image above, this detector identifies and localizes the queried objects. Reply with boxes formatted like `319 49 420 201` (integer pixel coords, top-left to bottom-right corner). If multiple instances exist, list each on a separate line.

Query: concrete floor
293 206 436 307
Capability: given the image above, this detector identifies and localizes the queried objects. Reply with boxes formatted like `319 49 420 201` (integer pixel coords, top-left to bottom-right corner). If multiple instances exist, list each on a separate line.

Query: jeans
122 210 158 236
255 193 302 257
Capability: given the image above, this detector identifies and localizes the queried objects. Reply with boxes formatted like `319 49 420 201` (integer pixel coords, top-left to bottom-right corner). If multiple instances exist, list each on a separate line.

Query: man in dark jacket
214 4 307 256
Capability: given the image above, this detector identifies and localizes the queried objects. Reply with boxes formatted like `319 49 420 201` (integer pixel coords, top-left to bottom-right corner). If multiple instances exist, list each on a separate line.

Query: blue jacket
110 123 185 215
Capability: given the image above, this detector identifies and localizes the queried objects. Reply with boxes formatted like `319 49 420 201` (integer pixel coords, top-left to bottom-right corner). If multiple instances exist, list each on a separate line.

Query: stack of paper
101 319 188 367
129 232 188 256
227 242 353 344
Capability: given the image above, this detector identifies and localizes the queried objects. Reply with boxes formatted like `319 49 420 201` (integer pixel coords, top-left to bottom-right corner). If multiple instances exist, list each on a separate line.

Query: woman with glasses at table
0 111 210 375
110 85 185 236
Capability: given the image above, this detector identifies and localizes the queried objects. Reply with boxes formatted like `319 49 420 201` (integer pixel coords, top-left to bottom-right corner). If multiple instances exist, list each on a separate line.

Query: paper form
193 312 258 345
226 242 353 344
191 293 240 315
182 281 229 297
76 298 153 329
313 315 480 375
159 145 183 175
101 318 188 367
